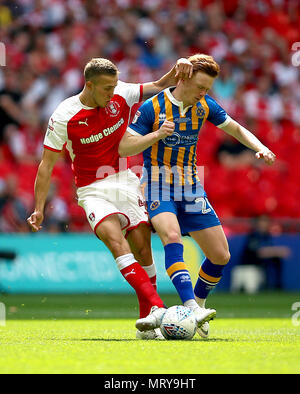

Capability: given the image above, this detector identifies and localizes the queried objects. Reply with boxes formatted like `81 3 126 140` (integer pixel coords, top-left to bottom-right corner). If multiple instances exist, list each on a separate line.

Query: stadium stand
0 0 299 233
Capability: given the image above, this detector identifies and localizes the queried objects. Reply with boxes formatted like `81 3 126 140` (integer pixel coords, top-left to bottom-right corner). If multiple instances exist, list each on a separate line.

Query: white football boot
196 321 210 339
136 328 165 340
193 307 216 338
135 306 167 332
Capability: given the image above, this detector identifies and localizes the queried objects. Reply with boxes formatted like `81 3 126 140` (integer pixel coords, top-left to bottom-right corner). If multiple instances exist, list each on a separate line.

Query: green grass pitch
0 292 300 374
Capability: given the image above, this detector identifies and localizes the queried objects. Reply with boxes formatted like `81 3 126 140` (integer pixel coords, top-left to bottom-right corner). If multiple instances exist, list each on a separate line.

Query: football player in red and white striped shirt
27 57 193 339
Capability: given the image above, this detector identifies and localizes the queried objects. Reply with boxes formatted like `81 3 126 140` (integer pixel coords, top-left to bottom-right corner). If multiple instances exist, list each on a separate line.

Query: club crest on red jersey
89 213 96 222
138 197 146 208
106 101 121 117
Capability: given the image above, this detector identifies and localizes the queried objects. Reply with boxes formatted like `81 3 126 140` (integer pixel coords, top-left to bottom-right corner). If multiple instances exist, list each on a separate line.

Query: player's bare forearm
222 119 265 151
34 161 53 212
221 119 276 165
119 131 161 157
142 58 193 100
119 121 175 157
27 149 60 231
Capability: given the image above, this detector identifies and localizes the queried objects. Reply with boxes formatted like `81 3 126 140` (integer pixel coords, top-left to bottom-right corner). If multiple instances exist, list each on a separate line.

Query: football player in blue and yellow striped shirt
119 54 276 337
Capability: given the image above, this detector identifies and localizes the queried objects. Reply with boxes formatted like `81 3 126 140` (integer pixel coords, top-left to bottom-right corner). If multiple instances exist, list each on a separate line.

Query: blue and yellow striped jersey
128 87 229 187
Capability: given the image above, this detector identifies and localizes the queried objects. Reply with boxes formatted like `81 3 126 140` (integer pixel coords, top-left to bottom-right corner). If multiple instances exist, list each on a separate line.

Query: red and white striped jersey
44 81 143 187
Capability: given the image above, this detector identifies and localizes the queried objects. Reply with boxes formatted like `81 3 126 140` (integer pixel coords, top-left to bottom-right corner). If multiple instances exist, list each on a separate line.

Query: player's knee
133 244 153 266
222 250 231 265
97 228 129 257
164 230 181 245
96 226 110 243
100 233 122 250
209 249 231 266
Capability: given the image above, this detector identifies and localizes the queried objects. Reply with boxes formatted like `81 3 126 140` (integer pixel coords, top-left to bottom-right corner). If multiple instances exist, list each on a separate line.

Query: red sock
119 261 164 314
143 264 157 291
138 264 158 316
150 275 157 291
120 263 163 307
137 297 152 318
139 276 157 318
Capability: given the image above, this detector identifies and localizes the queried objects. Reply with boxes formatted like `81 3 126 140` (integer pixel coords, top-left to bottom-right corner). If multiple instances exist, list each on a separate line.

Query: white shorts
77 170 149 237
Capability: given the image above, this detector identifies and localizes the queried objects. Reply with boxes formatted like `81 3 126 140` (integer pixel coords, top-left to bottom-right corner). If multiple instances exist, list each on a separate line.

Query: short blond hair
84 58 119 82
188 54 220 77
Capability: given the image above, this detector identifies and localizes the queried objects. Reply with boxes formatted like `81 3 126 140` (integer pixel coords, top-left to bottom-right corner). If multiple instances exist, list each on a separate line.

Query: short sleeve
127 100 155 137
115 81 143 108
44 112 67 152
205 95 230 128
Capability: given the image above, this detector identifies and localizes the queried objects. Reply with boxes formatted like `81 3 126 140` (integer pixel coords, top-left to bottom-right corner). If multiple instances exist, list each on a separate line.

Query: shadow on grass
50 336 296 343
51 337 236 342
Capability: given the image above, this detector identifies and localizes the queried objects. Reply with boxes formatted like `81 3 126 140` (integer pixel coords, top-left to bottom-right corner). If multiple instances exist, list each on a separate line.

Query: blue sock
164 243 195 304
194 258 226 300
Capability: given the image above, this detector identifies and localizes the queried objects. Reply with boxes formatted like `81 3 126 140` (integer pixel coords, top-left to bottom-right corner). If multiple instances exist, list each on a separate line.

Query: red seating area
2 116 298 233
197 120 300 219
0 0 299 232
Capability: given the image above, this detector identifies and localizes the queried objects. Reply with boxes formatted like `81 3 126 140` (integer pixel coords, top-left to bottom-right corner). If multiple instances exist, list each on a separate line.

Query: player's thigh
151 212 182 246
117 171 150 234
95 214 131 258
190 225 230 265
127 223 153 266
78 190 130 234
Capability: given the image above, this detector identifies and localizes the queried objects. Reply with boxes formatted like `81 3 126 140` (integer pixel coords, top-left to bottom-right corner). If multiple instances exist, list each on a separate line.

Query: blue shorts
147 196 221 236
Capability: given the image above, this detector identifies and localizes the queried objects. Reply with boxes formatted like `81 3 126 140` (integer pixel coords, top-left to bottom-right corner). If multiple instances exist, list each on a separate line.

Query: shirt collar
165 87 193 116
77 94 97 110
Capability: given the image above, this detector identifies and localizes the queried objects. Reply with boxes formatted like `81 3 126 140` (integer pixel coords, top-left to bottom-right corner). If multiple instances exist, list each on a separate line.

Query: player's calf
194 256 230 303
96 217 165 317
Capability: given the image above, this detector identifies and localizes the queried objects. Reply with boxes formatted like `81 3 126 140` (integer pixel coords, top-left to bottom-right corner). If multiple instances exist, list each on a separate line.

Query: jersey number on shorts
195 197 212 214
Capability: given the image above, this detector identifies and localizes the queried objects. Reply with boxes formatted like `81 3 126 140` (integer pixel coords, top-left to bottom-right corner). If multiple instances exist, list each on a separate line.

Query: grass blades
0 292 300 374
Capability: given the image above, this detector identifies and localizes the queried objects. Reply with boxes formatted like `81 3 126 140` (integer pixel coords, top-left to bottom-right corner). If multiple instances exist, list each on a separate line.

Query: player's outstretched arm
142 58 193 100
220 118 276 165
27 149 60 232
119 121 175 157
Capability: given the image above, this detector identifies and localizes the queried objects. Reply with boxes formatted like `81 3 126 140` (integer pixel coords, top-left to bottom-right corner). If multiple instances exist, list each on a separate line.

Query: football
160 305 197 340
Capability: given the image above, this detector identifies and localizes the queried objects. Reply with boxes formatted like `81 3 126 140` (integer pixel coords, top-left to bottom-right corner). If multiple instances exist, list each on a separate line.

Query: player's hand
27 210 44 232
157 120 175 139
255 149 276 165
175 58 193 81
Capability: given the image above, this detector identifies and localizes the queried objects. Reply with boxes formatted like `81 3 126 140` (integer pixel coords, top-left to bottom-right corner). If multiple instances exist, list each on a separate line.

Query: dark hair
84 58 119 82
188 54 220 77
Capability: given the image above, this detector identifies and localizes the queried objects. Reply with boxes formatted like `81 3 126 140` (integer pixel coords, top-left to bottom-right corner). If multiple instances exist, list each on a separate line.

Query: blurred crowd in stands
0 0 299 233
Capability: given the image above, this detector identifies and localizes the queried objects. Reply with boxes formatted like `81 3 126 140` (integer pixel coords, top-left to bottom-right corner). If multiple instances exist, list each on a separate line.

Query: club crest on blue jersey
150 201 160 211
196 105 205 118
